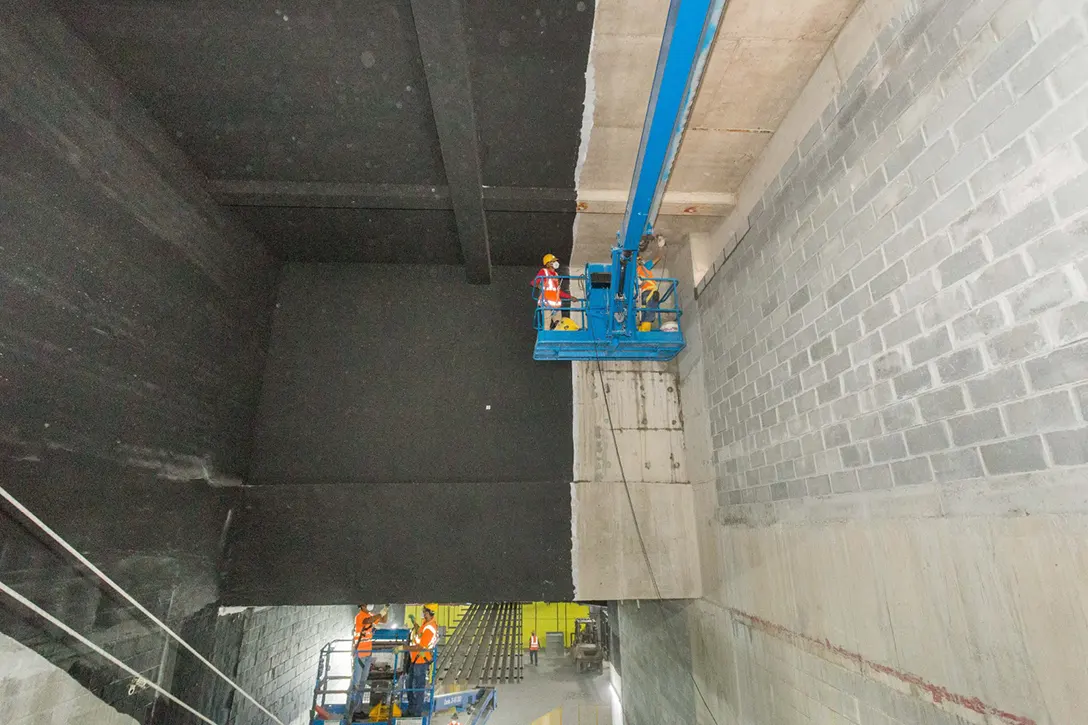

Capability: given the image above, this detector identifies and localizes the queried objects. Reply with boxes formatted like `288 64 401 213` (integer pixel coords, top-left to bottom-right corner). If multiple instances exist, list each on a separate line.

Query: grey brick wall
229 606 353 725
697 0 1088 514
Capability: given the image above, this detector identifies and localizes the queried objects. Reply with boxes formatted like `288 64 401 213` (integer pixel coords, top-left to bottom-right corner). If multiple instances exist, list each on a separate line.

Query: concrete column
570 242 703 600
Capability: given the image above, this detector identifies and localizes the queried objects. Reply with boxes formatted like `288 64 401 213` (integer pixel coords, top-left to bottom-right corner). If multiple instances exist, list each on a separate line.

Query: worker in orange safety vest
448 708 464 725
529 631 540 666
637 235 666 332
532 253 574 330
345 605 388 725
405 604 439 717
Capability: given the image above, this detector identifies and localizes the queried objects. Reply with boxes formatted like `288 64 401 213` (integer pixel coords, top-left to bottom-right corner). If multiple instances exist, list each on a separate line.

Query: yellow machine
368 702 402 720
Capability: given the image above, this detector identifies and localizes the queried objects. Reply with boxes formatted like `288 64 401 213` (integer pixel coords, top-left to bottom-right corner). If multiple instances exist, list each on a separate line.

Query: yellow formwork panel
401 602 588 648
404 603 469 633
521 602 590 649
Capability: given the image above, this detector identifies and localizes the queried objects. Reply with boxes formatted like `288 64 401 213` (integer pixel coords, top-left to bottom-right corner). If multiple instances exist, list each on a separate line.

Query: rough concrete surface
603 0 1088 723
571 355 701 600
572 0 862 264
0 632 138 725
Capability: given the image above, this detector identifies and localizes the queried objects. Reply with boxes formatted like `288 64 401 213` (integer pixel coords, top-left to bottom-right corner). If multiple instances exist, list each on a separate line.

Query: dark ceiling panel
229 206 461 263
466 0 595 189
409 0 491 283
57 0 445 184
487 211 575 267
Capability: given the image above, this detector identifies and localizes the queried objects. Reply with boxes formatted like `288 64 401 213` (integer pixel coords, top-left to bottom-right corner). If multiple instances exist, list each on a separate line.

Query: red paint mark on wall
729 608 1037 725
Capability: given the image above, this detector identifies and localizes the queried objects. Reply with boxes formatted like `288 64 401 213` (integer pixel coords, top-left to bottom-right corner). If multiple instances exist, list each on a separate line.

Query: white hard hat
365 604 375 611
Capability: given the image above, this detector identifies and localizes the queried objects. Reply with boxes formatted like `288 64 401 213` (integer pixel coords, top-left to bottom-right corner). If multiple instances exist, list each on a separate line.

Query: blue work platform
533 0 725 363
310 630 496 725
532 265 685 362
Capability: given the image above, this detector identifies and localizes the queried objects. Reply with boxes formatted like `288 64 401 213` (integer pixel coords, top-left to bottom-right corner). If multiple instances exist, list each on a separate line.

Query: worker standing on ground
532 253 573 330
448 707 464 725
529 631 540 665
637 235 666 332
345 604 388 725
405 604 439 717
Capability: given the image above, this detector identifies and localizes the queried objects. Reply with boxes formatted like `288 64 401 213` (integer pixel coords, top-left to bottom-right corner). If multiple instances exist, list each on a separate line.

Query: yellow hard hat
424 603 439 613
542 253 558 266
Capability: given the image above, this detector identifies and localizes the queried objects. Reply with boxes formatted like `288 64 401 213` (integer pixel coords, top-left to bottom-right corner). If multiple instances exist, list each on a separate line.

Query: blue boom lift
534 0 726 362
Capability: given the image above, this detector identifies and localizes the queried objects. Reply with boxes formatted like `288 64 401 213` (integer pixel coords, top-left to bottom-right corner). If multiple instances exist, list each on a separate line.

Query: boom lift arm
607 0 727 339
532 0 726 361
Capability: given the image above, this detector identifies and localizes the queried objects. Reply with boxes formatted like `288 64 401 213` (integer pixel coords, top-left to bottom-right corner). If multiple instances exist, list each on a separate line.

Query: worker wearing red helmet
532 253 573 330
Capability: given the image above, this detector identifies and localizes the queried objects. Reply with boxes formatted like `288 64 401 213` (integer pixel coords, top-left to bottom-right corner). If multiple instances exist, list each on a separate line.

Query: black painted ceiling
56 0 594 270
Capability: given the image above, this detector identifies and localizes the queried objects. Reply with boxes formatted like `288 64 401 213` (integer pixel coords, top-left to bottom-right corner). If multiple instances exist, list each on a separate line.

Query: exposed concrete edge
692 0 912 287
718 469 1088 526
0 632 139 725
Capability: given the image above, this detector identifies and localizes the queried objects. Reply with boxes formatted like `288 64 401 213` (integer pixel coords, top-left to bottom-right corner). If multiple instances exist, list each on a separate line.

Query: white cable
0 485 286 725
0 579 219 725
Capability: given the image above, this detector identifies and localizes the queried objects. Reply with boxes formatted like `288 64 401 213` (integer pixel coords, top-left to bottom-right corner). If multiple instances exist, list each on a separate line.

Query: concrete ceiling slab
691 38 831 130
592 33 661 128
593 0 668 37
572 0 861 263
669 129 772 191
718 0 859 41
577 125 641 191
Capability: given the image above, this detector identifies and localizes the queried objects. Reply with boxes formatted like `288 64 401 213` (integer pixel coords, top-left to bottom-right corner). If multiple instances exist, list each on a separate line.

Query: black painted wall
56 0 594 265
0 7 277 719
227 264 574 603
251 264 571 485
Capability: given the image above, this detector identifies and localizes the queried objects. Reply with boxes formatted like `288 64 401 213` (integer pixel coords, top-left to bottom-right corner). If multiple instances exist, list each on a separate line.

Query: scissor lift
310 629 496 725
533 0 726 363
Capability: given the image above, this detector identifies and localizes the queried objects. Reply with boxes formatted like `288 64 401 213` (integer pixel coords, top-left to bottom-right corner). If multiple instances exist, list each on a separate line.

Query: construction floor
478 650 612 725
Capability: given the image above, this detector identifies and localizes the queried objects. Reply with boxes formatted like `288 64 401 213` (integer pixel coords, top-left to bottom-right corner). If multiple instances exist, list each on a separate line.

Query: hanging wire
0 579 220 725
0 484 286 725
585 274 721 725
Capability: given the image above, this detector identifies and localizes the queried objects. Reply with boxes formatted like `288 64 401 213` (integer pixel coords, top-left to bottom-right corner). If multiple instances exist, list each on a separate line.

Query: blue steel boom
534 0 726 362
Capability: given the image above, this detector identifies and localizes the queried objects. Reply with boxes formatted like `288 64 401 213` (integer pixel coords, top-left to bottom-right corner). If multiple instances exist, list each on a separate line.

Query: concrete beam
408 0 491 283
576 189 736 216
208 181 734 217
207 180 453 210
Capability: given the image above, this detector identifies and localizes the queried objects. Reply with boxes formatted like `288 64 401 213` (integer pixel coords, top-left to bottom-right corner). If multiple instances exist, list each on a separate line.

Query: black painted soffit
207 180 577 213
409 0 491 284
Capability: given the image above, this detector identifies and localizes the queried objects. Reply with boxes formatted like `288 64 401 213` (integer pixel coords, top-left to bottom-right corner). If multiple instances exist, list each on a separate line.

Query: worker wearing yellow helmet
405 604 439 717
532 253 573 330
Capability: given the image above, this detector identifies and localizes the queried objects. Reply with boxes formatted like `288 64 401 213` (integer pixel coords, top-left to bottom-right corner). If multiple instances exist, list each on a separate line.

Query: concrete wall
571 353 701 599
0 632 138 725
620 0 1088 722
0 6 276 720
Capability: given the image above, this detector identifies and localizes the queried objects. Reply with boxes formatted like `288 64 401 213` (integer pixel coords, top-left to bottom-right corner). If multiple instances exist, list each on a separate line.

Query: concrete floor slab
474 651 612 725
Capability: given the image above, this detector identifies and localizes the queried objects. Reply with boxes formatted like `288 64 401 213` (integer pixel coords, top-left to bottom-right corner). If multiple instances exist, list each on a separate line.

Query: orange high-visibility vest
411 619 438 664
355 611 380 657
537 267 562 307
638 261 658 294
529 635 540 651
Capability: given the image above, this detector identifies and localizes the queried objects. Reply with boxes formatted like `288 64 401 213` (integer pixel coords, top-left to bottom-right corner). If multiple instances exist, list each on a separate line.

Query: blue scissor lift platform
310 629 496 725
